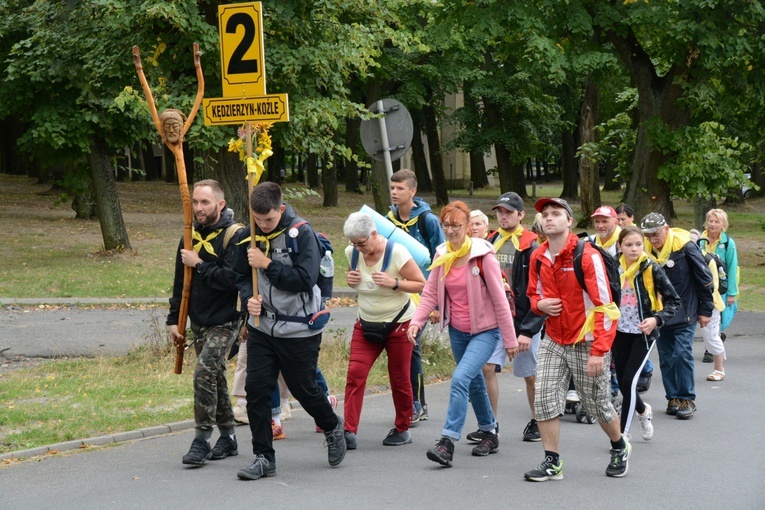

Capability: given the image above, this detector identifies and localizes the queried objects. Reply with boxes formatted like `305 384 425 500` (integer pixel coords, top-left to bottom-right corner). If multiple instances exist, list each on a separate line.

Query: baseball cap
535 197 573 217
640 212 667 234
492 192 524 212
591 206 617 219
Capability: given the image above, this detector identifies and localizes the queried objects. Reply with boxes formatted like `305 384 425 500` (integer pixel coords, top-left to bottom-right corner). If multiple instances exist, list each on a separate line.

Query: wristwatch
392 278 399 291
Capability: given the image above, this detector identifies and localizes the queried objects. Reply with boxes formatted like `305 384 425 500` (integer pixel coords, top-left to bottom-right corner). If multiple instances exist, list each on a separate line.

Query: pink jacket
411 239 518 348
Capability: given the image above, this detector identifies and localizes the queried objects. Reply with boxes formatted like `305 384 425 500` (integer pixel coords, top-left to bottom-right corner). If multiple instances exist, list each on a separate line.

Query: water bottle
318 250 334 301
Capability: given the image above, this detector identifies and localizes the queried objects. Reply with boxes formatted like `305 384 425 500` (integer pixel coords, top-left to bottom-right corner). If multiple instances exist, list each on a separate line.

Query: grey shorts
486 334 507 370
534 336 616 423
512 330 542 378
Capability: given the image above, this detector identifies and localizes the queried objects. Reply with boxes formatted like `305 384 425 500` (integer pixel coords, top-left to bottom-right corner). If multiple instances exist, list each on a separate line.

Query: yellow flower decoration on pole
228 122 274 186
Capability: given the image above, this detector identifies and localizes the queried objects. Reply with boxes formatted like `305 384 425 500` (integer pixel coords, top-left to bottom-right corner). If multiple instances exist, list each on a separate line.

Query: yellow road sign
202 94 289 126
219 2 266 98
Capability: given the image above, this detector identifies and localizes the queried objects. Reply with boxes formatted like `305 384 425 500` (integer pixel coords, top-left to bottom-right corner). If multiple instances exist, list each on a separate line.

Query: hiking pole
133 43 205 374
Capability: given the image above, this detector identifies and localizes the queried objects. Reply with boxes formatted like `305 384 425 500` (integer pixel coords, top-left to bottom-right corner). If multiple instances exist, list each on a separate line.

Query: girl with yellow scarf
612 227 682 442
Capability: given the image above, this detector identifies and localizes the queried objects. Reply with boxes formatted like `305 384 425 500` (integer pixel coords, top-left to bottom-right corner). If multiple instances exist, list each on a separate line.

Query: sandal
707 370 725 381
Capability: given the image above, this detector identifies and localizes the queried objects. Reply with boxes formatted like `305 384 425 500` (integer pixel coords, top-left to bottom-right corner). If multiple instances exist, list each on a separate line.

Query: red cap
590 206 617 219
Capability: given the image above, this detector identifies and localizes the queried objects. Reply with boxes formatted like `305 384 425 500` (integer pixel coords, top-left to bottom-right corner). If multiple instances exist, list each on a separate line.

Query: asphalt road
1 301 764 509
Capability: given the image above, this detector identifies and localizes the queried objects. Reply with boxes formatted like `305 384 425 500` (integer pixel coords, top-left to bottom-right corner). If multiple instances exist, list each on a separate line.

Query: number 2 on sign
226 12 258 75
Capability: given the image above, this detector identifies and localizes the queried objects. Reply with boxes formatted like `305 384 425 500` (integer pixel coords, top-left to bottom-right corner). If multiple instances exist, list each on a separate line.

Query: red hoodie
527 233 617 356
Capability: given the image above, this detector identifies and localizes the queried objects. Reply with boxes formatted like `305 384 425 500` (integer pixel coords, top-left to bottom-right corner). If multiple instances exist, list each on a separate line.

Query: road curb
0 420 196 462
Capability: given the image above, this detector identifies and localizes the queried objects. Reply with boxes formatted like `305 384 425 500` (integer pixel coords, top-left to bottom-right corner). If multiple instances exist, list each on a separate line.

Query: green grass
0 327 455 455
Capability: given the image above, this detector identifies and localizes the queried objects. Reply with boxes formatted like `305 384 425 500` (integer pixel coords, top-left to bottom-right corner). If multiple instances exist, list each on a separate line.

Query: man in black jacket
232 182 345 481
168 180 243 466
640 213 714 420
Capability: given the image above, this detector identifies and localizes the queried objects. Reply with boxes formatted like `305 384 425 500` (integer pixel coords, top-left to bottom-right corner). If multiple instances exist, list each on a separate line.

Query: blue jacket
388 197 444 262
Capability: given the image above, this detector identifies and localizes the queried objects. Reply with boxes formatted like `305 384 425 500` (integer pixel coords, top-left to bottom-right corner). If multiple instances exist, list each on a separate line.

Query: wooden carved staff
132 43 205 374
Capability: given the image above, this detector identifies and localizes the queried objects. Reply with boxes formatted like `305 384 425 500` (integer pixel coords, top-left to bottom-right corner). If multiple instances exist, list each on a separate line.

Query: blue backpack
350 240 395 272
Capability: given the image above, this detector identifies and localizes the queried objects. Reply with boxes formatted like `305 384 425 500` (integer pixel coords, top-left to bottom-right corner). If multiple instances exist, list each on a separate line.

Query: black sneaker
702 351 713 363
636 373 652 393
344 430 357 450
182 437 211 466
209 435 238 460
467 423 499 443
324 417 346 467
237 454 276 480
606 440 631 478
426 436 454 467
666 398 680 415
411 401 424 426
524 455 563 481
383 428 412 446
471 432 499 456
522 419 541 442
676 399 696 419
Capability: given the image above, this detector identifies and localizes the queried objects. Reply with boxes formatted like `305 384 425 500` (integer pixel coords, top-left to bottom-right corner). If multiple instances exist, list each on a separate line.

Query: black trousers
245 326 339 461
612 331 654 434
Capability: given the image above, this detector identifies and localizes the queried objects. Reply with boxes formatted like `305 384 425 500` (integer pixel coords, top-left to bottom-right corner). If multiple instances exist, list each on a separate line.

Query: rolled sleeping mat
359 204 432 277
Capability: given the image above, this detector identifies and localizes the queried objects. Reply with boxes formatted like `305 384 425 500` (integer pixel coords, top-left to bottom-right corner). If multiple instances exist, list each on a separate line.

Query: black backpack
535 238 621 306
697 245 728 295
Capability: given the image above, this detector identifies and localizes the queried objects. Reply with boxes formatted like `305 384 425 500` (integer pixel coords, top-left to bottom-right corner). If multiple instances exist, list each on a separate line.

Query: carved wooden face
162 117 182 144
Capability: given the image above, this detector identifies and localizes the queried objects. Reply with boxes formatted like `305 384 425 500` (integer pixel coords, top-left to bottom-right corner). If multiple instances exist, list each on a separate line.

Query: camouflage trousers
191 321 238 431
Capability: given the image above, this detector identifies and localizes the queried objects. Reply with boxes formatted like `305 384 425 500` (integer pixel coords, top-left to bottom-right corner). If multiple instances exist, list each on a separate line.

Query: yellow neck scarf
428 237 472 278
192 228 222 256
646 228 691 266
387 211 419 232
238 228 286 257
596 226 621 250
619 253 663 312
493 225 524 252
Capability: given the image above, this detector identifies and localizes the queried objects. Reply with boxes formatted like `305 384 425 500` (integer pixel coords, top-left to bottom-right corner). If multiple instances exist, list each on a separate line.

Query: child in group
612 226 682 440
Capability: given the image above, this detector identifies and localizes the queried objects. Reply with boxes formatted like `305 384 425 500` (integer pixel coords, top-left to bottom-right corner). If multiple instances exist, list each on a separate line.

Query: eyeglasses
349 238 368 248
441 223 464 231
644 232 662 240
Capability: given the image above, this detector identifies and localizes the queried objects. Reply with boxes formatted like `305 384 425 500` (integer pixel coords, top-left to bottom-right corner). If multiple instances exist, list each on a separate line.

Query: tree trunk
214 147 249 224
470 150 489 189
269 142 285 184
602 159 620 191
605 26 690 222
71 168 97 220
87 137 131 250
411 116 432 193
370 159 391 213
482 95 513 193
560 130 578 199
422 92 449 206
322 161 338 207
693 195 716 231
579 76 601 226
345 116 362 193
307 154 319 188
511 161 528 198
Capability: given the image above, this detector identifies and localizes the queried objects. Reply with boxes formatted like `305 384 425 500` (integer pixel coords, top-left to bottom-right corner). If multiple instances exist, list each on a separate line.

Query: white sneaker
280 402 292 421
638 403 654 441
566 390 580 403
233 403 249 425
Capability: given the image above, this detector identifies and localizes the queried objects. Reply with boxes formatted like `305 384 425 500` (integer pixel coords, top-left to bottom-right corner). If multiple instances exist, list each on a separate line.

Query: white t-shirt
345 241 415 323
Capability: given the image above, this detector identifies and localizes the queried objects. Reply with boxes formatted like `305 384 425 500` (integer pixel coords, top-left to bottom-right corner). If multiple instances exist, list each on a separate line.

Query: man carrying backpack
524 198 630 481
169 180 244 467
387 169 445 424
641 213 714 420
232 182 345 480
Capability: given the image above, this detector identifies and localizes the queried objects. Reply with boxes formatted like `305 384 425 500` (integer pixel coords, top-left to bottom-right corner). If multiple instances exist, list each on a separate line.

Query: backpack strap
352 239 395 272
417 210 430 240
381 240 395 272
572 239 587 291
350 247 360 271
223 223 245 250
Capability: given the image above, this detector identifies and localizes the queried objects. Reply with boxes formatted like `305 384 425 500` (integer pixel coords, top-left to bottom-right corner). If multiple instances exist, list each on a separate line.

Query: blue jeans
657 324 696 401
442 326 498 441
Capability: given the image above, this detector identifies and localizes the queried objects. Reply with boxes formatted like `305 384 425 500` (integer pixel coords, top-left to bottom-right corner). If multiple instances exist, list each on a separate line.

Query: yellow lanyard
238 228 286 257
